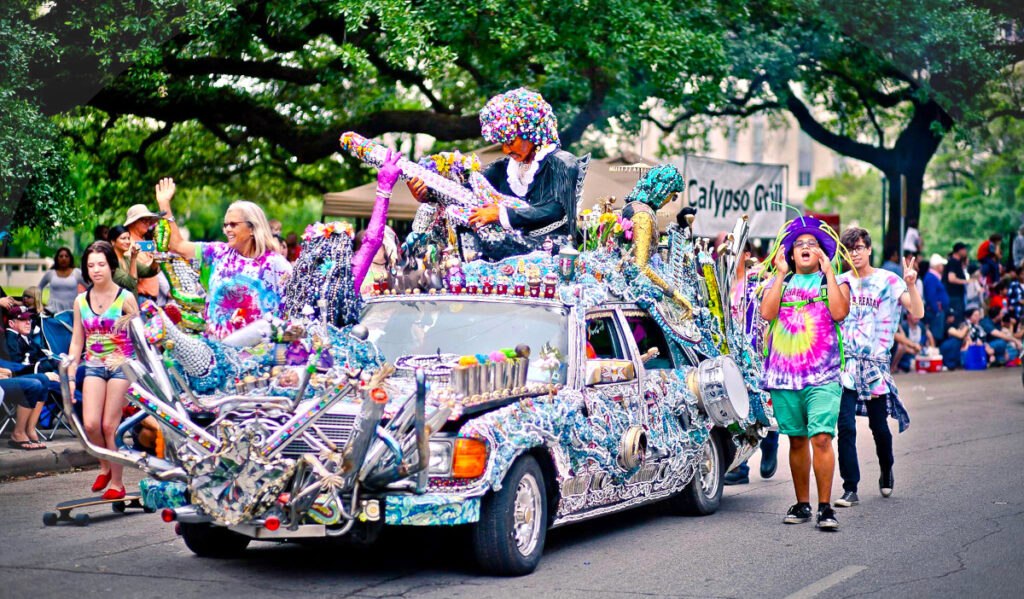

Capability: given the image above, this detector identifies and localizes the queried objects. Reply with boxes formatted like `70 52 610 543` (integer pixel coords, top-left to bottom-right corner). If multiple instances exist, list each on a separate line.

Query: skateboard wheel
112 502 126 513
143 507 156 514
74 513 90 526
43 513 58 526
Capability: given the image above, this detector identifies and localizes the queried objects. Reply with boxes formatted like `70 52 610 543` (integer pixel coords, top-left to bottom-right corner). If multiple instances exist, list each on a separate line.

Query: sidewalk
0 434 96 480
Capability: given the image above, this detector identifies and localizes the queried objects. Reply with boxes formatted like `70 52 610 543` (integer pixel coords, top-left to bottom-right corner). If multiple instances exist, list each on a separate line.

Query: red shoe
91 472 111 492
101 487 126 500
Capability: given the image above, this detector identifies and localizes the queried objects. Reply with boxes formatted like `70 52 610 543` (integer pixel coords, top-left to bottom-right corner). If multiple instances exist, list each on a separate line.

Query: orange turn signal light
451 438 488 479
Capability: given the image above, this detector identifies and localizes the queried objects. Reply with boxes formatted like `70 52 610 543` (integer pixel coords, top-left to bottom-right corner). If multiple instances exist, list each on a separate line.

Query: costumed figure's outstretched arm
352 150 402 294
632 211 694 319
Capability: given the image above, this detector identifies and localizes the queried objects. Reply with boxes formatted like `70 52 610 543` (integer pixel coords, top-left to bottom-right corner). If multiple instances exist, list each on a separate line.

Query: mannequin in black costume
408 89 585 260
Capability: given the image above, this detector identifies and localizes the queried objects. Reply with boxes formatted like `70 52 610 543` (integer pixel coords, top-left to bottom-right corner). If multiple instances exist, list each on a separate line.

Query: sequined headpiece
479 88 560 147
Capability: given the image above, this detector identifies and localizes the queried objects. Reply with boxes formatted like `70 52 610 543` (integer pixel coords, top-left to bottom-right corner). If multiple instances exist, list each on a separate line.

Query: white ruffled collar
505 144 557 198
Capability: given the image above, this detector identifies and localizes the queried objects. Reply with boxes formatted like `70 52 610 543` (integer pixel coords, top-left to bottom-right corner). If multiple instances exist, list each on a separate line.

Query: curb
0 442 97 480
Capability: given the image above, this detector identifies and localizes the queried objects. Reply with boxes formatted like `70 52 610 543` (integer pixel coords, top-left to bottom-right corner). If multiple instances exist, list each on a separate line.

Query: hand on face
773 249 789 275
813 247 834 275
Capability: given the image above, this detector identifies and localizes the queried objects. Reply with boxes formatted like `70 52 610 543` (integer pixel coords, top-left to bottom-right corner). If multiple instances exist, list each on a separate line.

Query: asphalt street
2 368 1022 598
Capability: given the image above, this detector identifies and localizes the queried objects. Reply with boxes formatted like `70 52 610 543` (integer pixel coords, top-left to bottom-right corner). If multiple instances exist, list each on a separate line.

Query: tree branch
783 83 893 170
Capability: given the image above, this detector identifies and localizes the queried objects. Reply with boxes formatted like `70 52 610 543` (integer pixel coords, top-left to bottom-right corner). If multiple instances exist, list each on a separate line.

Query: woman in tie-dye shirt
759 216 850 530
67 241 139 500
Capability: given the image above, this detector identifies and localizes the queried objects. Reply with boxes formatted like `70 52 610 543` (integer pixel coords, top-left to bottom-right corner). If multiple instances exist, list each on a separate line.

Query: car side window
585 315 626 360
625 314 675 370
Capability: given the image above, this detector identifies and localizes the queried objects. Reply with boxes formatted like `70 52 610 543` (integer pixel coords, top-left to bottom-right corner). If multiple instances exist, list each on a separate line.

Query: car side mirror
585 359 636 385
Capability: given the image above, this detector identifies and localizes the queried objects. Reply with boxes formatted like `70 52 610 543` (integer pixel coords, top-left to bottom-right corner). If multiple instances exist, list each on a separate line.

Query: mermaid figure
621 165 693 316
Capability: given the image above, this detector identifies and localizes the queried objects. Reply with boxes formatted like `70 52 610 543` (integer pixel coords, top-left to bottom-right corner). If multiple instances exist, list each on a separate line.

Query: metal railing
0 258 53 289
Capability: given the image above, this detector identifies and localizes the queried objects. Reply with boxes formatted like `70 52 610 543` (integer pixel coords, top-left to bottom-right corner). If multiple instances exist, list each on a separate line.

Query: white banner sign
676 155 786 238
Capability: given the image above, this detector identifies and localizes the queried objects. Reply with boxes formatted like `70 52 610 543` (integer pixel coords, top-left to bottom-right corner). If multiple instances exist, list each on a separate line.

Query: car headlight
428 440 453 476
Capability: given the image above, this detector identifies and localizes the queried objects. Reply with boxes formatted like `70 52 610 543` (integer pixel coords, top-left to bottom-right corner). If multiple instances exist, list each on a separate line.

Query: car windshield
361 299 569 384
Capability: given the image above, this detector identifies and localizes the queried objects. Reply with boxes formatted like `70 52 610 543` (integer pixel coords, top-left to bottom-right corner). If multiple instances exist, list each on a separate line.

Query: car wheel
471 455 547 576
180 522 251 558
666 429 726 516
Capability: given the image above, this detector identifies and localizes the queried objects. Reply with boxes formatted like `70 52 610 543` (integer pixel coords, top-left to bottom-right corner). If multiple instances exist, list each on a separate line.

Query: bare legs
788 433 835 504
82 375 129 491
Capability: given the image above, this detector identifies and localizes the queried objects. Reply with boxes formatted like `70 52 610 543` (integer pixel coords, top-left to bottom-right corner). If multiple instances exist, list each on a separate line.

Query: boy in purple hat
833 227 922 508
760 216 850 530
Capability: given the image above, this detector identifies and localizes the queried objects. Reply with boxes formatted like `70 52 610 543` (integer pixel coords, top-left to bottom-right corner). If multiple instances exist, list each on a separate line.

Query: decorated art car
58 213 773 575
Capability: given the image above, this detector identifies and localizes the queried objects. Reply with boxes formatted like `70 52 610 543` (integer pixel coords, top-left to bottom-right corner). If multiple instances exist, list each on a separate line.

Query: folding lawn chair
37 310 75 439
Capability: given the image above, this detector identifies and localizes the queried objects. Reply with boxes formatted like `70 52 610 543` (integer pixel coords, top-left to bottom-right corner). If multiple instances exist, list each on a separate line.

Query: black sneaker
880 467 894 497
834 491 859 507
816 505 839 530
784 503 813 524
724 471 749 486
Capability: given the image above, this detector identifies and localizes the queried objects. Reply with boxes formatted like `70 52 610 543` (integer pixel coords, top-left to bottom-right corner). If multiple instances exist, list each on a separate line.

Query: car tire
471 455 547 576
180 522 251 558
666 429 726 516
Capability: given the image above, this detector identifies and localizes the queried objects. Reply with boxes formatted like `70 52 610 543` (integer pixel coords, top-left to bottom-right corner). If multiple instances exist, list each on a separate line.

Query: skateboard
42 493 153 526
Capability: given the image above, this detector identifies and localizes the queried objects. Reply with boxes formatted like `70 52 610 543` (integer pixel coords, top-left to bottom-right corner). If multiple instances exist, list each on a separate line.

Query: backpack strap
764 273 846 369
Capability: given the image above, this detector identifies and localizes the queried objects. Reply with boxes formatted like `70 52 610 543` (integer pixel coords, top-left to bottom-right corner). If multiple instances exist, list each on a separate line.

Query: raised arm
900 256 925 319
352 150 401 294
153 178 197 259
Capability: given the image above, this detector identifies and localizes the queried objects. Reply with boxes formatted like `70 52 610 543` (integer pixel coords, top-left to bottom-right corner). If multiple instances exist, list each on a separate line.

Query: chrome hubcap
699 438 719 496
513 473 542 556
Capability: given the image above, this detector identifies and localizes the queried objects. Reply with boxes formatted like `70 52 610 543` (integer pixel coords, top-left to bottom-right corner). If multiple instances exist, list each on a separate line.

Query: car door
579 308 645 475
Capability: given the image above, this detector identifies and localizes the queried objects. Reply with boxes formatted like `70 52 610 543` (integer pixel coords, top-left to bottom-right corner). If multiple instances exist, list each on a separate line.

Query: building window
798 170 812 187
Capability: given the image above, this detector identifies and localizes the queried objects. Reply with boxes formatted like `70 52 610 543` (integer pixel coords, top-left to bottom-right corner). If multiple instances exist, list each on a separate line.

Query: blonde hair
22 286 41 306
226 200 276 258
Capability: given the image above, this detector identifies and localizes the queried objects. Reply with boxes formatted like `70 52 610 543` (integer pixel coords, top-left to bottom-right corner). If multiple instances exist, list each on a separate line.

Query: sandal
6 439 45 451
27 438 47 450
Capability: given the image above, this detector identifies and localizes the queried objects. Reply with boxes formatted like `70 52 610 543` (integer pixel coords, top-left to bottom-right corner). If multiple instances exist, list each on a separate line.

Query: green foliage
0 3 76 239
923 64 1024 254
804 171 884 249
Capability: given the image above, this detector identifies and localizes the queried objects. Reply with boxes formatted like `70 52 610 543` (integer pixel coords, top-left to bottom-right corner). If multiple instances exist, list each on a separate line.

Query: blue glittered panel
384 495 481 526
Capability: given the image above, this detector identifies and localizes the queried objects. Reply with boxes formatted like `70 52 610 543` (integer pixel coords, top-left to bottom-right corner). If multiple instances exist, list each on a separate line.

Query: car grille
280 413 358 458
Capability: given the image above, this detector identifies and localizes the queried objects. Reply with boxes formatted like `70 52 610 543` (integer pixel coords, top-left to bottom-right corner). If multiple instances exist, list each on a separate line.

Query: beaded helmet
285 223 361 327
625 164 684 210
479 88 560 147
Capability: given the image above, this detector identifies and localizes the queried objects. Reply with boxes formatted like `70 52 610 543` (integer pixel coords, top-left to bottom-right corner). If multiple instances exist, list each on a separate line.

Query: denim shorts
83 365 127 381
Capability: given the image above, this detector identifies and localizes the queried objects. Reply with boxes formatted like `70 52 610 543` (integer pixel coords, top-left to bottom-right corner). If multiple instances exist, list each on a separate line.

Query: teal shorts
770 382 842 438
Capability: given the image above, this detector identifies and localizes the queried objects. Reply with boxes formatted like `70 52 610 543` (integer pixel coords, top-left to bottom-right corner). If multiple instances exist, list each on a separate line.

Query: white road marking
782 565 867 599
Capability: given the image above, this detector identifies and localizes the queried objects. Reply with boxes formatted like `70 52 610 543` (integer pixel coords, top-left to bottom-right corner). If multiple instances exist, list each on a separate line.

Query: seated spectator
990 279 1009 312
20 286 41 316
966 266 986 312
1 307 59 450
979 307 1022 366
939 309 971 369
6 306 58 375
893 312 935 372
881 245 903 277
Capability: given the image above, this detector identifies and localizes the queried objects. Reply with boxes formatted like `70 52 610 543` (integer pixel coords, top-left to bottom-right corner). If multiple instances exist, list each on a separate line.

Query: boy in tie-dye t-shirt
832 227 922 509
760 218 850 531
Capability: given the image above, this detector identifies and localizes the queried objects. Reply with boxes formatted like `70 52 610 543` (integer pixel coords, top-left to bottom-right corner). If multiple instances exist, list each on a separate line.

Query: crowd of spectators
893 229 1024 372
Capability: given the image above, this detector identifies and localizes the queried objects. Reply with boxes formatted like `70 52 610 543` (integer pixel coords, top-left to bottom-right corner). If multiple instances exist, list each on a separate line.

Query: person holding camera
107 225 159 300
123 204 162 303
